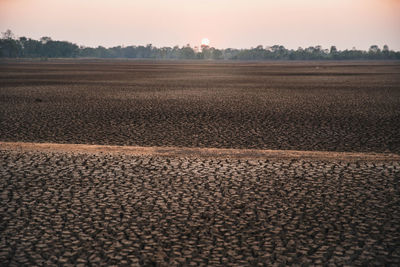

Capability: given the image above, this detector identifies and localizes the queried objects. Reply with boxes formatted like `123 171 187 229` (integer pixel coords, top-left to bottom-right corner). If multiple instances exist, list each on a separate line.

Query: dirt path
1 141 399 162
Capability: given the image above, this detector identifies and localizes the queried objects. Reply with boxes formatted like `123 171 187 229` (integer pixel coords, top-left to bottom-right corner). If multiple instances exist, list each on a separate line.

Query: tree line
1 30 399 60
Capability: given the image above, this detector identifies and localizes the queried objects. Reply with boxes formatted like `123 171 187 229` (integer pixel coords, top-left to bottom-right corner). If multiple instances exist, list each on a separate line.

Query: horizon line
2 30 399 52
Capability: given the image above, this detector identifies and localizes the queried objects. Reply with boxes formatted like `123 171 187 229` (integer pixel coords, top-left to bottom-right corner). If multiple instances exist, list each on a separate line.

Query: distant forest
1 30 399 60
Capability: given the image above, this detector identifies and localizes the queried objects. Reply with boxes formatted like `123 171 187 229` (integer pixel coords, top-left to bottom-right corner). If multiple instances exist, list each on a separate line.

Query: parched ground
1 149 399 266
1 60 400 153
1 60 400 266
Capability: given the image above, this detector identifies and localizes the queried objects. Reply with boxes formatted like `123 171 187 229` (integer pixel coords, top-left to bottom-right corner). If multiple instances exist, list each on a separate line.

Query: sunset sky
1 0 400 50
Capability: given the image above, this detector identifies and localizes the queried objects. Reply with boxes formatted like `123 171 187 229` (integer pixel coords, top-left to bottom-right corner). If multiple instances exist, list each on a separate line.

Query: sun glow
201 38 210 46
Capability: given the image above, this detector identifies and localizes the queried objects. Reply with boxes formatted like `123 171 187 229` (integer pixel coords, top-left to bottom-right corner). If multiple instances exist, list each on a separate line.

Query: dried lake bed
1 60 400 265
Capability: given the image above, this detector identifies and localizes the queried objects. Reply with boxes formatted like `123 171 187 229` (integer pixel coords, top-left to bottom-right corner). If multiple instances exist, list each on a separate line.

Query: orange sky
1 0 399 50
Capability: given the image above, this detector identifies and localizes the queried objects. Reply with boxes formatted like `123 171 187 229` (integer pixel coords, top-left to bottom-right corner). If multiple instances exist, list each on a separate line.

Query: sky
1 0 400 50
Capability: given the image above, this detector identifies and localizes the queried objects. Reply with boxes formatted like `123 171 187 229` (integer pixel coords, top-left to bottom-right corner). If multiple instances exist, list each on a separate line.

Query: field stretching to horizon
1 60 400 265
1 60 400 152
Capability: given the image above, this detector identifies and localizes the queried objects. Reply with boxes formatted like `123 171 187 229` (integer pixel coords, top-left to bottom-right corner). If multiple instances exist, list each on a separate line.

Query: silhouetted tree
1 31 400 60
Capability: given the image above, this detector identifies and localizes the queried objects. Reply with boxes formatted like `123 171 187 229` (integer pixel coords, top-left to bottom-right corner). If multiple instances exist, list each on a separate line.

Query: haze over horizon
1 0 400 50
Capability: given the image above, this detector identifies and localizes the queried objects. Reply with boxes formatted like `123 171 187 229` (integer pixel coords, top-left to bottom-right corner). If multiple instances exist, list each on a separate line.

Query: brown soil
1 149 399 265
1 60 400 153
2 60 400 265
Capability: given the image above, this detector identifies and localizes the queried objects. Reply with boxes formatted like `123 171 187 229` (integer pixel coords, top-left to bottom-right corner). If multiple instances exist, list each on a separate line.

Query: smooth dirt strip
1 142 399 162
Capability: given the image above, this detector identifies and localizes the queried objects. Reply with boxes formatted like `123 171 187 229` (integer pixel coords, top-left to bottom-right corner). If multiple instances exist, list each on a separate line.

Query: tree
180 45 195 59
383 45 389 52
211 48 223 60
0 30 21 57
369 45 380 53
2 30 400 60
40 36 52 44
1 29 15 39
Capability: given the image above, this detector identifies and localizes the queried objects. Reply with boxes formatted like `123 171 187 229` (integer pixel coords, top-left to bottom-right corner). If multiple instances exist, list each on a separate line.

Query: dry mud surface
1 61 400 266
1 60 400 153
1 148 400 266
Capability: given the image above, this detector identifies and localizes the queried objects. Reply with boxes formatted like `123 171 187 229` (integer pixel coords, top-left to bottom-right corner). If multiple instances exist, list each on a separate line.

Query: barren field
1 60 400 152
1 149 399 266
1 60 400 265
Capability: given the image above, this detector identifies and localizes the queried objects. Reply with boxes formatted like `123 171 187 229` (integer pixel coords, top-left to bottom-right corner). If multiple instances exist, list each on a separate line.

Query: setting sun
201 38 210 46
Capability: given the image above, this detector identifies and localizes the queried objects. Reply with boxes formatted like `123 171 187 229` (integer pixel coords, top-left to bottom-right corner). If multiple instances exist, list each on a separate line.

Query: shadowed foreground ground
1 147 399 266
